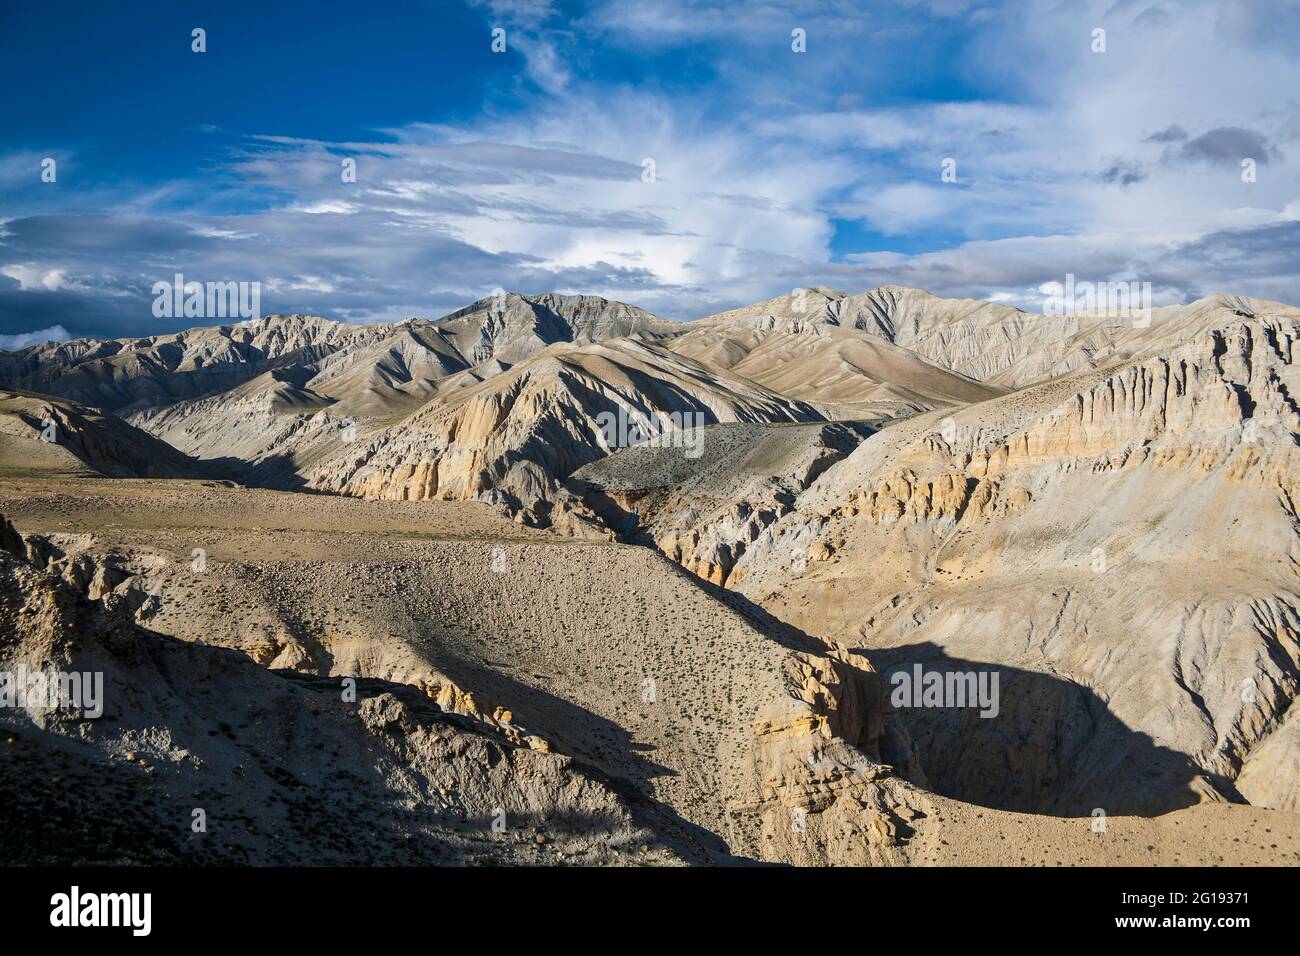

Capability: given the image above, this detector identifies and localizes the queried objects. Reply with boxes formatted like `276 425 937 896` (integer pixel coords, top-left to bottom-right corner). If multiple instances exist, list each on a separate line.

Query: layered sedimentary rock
721 303 1300 816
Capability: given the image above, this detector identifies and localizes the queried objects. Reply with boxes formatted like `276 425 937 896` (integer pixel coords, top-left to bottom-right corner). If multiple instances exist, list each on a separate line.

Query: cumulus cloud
1 264 72 291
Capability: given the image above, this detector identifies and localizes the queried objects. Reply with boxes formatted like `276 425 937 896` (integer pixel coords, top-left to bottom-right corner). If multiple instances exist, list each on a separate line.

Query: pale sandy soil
0 476 553 556
901 794 1300 866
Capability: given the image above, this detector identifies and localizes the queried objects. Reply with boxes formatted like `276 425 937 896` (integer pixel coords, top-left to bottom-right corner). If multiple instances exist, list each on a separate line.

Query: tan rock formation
305 337 827 523
724 300 1300 817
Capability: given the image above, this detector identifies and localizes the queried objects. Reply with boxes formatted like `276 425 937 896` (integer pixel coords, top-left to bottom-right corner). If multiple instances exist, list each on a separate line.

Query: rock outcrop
0 514 685 864
727 302 1300 817
572 421 874 585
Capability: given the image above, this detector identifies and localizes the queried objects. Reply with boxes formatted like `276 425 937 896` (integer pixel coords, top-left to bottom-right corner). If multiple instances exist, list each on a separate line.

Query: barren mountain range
2 284 1298 865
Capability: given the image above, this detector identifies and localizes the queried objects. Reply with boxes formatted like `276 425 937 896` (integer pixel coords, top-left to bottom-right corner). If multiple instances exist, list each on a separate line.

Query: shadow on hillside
182 452 315 491
278 670 727 864
240 452 312 490
5 617 740 864
619 550 1230 819
387 650 760 865
685 567 829 655
857 642 1235 817
0 720 227 865
645 559 930 777
569 479 827 657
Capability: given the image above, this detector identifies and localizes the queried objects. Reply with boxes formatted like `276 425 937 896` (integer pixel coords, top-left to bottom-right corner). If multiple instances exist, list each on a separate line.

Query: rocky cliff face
737 648 930 866
720 305 1300 816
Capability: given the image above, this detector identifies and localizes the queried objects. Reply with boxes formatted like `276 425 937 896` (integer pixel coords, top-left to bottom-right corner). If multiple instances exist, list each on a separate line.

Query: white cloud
294 201 358 215
851 182 963 236
0 324 71 350
1 264 71 291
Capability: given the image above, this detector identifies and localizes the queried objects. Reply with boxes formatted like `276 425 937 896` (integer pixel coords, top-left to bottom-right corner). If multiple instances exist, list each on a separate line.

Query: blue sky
3 0 1300 343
